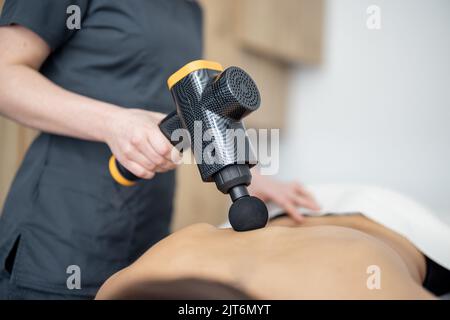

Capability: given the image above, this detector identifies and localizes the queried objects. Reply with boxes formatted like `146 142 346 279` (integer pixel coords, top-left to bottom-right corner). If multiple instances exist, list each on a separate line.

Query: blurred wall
0 0 38 209
280 0 450 217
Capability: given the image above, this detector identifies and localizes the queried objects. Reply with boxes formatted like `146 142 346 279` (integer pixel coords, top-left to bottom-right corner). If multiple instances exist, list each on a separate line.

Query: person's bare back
96 215 435 299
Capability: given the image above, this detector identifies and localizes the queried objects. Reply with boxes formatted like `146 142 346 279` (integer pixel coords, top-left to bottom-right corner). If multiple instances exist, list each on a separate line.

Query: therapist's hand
105 108 181 179
248 170 321 222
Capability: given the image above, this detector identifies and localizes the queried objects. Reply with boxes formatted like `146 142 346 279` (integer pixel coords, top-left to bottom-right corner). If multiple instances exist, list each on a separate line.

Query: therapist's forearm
0 24 177 179
0 63 119 142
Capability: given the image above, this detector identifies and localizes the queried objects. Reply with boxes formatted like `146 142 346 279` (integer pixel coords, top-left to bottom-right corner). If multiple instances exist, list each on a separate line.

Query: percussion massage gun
109 60 269 231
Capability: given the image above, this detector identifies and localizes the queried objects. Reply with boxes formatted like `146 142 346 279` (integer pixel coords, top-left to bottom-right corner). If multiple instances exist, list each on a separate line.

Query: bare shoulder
133 223 220 264
245 224 434 299
175 223 218 234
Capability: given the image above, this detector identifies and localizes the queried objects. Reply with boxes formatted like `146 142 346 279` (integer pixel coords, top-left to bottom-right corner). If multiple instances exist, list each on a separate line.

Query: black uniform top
0 0 202 297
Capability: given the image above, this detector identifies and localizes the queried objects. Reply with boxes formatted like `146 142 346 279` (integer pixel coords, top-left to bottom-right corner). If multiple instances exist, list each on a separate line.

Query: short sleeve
0 0 89 50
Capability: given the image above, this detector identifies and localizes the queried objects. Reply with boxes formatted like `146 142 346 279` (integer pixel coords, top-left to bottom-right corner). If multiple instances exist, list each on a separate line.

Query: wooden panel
0 0 37 212
0 2 37 209
199 0 291 130
0 117 37 211
171 164 229 231
237 0 324 65
238 52 290 130
0 118 20 209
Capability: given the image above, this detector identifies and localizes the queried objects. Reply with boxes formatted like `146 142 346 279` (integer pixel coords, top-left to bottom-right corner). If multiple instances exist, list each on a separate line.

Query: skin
248 174 321 222
96 215 435 300
0 24 320 216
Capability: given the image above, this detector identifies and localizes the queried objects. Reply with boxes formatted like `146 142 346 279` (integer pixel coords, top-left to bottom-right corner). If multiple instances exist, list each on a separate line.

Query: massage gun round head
229 196 269 232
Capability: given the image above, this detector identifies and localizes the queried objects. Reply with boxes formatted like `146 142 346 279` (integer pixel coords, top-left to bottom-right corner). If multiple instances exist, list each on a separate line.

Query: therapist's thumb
150 111 167 122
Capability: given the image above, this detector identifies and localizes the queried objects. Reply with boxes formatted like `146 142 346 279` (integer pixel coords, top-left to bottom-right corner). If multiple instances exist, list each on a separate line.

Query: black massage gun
109 60 269 232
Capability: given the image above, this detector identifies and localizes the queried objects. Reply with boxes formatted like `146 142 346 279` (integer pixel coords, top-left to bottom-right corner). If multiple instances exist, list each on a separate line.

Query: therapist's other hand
248 170 321 223
105 109 181 179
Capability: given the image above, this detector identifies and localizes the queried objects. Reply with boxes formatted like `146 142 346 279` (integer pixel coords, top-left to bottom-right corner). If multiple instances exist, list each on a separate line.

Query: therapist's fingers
148 139 180 172
288 192 321 212
281 199 305 223
169 147 183 165
130 132 168 168
126 137 158 168
288 191 320 212
119 157 155 180
137 136 173 172
148 130 179 163
120 139 159 178
271 193 304 223
291 183 321 211
148 136 181 171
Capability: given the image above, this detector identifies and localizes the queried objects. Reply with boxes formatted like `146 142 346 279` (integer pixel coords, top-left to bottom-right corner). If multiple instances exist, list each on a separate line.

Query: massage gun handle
109 111 182 186
158 110 183 145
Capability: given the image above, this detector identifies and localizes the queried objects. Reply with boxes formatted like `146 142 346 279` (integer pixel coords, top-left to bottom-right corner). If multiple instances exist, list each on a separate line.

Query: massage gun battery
109 60 269 231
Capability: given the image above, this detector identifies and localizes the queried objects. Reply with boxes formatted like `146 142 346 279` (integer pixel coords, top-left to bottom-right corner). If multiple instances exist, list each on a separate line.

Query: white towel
222 184 450 270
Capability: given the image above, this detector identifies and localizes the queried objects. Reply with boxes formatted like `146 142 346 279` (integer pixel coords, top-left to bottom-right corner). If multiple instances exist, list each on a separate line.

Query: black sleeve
0 0 89 50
